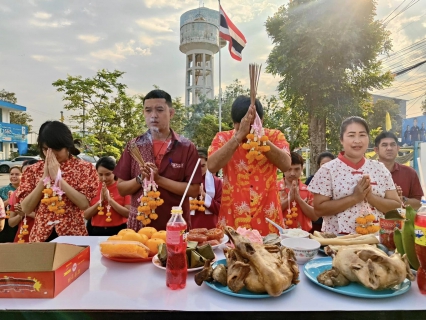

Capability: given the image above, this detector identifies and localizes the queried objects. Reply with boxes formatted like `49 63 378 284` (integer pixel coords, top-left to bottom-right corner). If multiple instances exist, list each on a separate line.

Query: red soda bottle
166 206 187 290
414 203 426 294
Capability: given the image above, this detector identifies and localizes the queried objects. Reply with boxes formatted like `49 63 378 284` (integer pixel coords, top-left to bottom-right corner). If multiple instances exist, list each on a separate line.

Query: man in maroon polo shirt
114 89 202 231
374 131 423 210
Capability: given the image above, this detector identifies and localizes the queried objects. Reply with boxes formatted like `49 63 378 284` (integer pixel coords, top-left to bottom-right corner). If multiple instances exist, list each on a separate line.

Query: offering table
0 236 425 320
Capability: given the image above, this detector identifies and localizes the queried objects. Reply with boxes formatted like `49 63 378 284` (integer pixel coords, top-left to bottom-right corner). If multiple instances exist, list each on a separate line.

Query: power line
395 11 426 33
383 0 420 27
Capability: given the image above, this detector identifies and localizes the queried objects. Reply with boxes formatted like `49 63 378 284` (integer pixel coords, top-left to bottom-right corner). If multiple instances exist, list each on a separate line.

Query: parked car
0 156 41 173
77 153 98 166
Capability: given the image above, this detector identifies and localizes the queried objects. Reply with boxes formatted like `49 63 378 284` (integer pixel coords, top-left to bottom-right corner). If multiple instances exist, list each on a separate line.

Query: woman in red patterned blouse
84 156 130 236
17 121 99 242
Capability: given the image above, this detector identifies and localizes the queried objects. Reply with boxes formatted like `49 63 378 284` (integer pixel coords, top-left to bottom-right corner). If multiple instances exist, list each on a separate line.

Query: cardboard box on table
0 242 90 298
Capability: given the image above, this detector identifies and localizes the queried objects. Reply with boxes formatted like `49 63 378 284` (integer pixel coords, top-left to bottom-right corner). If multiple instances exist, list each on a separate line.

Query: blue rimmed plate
304 257 411 298
204 259 297 298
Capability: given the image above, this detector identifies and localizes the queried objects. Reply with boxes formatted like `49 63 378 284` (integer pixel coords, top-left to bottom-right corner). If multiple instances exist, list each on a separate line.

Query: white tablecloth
0 236 425 311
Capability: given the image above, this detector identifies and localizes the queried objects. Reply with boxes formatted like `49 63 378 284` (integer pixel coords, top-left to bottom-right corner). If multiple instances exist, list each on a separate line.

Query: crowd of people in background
0 88 422 243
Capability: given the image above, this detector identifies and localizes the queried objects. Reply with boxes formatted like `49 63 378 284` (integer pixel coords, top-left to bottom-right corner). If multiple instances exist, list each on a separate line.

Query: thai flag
219 5 247 61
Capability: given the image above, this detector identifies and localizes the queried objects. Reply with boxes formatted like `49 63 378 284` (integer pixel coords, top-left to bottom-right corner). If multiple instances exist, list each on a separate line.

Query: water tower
180 7 224 106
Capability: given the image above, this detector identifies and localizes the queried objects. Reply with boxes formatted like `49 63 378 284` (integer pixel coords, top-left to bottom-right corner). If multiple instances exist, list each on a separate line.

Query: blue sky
0 0 425 134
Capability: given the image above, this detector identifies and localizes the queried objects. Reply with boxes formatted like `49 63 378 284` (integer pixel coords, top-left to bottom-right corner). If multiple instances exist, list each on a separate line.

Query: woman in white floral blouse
308 116 401 234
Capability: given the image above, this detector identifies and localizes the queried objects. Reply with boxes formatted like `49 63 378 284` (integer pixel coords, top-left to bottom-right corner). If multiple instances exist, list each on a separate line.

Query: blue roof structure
0 100 26 111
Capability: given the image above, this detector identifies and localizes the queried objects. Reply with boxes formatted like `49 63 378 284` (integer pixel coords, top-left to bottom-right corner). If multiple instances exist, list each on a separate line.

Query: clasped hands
352 174 373 203
43 148 61 181
139 162 160 182
234 104 256 144
281 180 302 206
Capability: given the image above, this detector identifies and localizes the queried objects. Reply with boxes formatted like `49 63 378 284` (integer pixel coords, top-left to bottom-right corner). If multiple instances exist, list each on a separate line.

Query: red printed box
0 242 90 298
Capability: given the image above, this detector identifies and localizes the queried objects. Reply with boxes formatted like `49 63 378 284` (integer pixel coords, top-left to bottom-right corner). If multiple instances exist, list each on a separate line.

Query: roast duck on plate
195 226 300 297
318 244 415 290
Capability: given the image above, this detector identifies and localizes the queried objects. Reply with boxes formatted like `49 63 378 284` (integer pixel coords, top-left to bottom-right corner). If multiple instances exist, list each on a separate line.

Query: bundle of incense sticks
129 141 145 167
249 63 262 105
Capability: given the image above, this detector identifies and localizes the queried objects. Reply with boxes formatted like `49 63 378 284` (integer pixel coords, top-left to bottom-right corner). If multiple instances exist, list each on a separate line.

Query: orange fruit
146 238 165 256
118 229 136 236
151 230 166 242
138 233 149 245
107 235 123 241
138 227 157 239
121 233 144 243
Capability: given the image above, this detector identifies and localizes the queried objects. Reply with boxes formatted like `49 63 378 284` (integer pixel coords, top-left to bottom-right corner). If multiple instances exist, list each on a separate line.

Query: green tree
52 70 142 159
0 89 33 132
262 94 309 151
265 0 393 171
421 96 426 115
366 99 402 143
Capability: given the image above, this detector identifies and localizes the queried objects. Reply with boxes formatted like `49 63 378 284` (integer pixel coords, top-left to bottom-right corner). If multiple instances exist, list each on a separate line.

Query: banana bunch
394 206 420 270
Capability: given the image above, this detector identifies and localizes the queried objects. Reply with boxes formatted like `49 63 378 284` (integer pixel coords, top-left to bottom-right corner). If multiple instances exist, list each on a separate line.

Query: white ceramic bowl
279 228 310 239
280 237 320 265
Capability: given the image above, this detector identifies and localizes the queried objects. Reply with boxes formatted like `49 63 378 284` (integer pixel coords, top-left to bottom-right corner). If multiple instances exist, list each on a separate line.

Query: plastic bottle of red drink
415 202 426 294
166 206 187 290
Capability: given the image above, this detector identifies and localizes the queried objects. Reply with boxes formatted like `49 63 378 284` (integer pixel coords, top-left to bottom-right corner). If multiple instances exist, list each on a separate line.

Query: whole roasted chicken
195 226 299 297
318 245 415 290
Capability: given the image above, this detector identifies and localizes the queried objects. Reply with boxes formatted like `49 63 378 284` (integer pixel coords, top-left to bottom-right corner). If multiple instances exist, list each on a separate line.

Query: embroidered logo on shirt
171 162 184 169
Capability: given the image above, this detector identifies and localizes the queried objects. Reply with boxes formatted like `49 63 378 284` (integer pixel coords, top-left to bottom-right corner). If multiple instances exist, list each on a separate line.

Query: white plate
152 254 215 272
211 234 229 250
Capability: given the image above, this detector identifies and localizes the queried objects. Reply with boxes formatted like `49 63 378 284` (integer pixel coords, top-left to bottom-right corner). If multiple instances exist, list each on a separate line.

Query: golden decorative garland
41 177 65 215
5 205 10 219
242 129 270 161
97 185 112 223
355 209 380 235
285 201 299 227
137 171 164 226
190 196 205 211
17 215 29 243
98 204 112 222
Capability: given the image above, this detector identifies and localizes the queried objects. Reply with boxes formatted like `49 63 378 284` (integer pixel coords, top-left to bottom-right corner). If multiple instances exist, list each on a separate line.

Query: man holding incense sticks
207 96 291 236
114 89 202 231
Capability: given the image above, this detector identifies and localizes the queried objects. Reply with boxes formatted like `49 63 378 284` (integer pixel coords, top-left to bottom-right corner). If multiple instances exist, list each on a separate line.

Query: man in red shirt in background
190 148 222 229
374 131 423 210
278 152 316 231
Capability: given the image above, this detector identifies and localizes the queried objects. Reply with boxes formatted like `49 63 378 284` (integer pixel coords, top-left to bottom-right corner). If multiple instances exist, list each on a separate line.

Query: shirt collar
338 152 365 170
139 129 180 145
391 162 400 172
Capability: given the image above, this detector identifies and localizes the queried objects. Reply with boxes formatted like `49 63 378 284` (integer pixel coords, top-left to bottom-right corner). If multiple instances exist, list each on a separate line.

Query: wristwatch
136 174 143 185
402 196 408 204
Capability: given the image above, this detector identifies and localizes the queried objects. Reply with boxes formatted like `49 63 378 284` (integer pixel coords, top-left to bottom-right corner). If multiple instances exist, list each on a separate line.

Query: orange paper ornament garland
190 196 205 211
242 63 270 161
355 203 380 235
41 175 66 215
137 169 164 226
5 205 10 219
17 214 29 243
97 185 112 222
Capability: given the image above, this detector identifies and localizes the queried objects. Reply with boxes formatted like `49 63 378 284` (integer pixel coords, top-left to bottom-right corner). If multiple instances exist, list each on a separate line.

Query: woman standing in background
0 166 22 242
84 157 130 236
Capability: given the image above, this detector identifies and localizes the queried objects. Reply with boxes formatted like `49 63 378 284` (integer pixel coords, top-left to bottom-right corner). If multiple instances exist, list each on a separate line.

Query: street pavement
0 174 11 188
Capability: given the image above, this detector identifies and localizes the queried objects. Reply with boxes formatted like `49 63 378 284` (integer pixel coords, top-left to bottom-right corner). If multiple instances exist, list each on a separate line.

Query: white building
180 7 225 106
